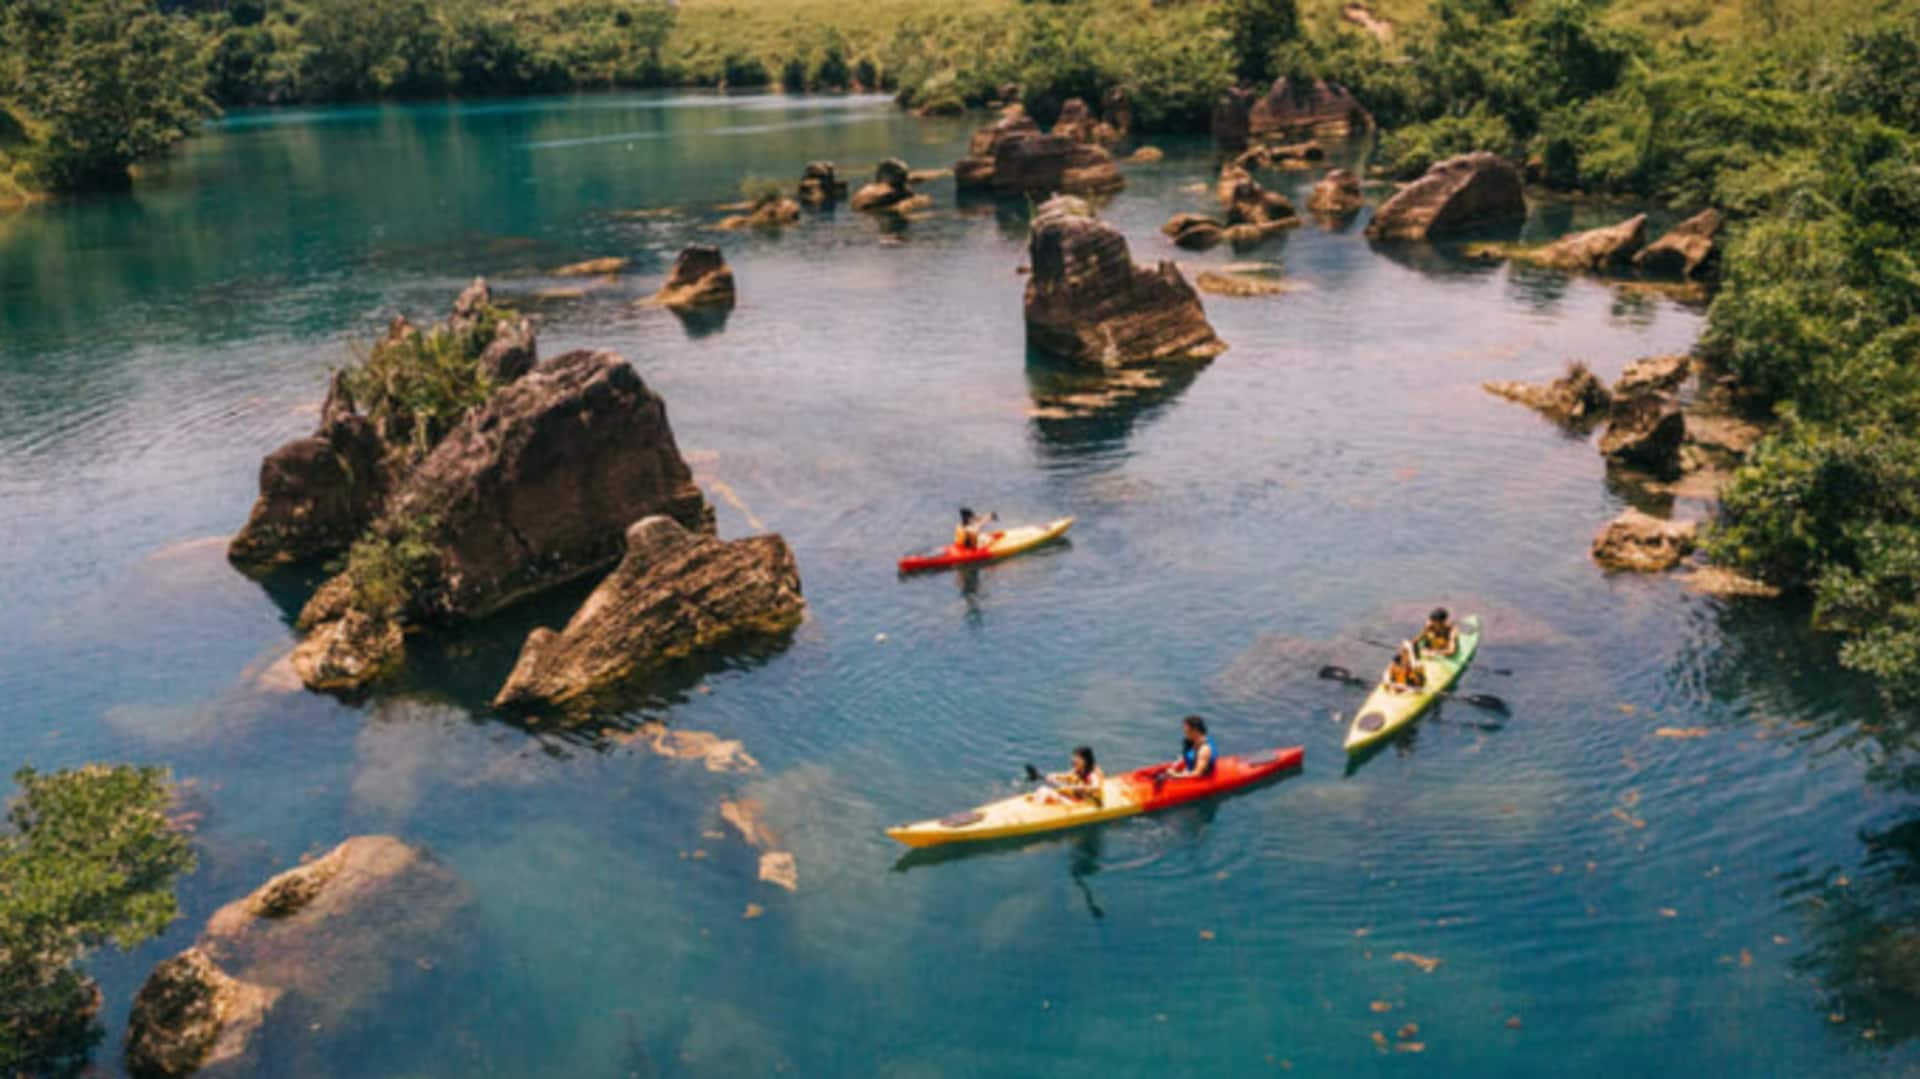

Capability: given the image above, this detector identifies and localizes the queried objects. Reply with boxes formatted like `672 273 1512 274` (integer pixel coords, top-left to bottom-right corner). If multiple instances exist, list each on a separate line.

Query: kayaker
955 507 998 550
1047 746 1104 804
1387 641 1427 692
1415 607 1458 659
1162 716 1215 780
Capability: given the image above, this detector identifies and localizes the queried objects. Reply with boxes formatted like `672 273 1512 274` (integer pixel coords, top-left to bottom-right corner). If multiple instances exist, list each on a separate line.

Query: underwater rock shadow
1024 347 1208 470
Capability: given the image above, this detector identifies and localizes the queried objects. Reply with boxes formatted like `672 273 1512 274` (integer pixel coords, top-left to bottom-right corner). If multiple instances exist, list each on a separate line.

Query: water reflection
1025 350 1207 470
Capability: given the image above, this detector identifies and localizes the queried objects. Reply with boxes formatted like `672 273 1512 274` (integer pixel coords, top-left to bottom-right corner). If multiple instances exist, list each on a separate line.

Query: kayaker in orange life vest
1045 746 1104 804
1162 716 1215 780
955 507 998 550
1414 607 1459 659
1387 641 1427 692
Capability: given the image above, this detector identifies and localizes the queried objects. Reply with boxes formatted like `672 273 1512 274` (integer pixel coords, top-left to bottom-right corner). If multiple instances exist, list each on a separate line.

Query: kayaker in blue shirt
1163 716 1215 780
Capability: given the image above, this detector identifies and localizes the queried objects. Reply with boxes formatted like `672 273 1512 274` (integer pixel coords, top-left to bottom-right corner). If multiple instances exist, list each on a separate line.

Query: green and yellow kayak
1343 615 1482 753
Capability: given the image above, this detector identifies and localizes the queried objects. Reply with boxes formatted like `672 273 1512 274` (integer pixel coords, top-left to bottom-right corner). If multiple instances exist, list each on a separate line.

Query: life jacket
1181 737 1216 776
1421 624 1453 651
955 524 972 549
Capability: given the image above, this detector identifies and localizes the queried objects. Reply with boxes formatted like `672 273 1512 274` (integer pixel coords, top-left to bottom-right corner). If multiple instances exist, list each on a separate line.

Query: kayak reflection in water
955 507 998 550
1160 716 1216 781
1387 641 1427 693
1044 746 1104 804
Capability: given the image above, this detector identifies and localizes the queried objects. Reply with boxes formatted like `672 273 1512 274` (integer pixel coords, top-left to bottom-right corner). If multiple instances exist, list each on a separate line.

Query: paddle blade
1318 665 1364 685
1460 693 1509 714
1024 764 1043 783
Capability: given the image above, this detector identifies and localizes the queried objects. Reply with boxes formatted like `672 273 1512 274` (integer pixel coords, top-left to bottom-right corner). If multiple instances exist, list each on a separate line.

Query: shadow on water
1024 349 1207 470
1783 810 1920 1046
669 303 732 338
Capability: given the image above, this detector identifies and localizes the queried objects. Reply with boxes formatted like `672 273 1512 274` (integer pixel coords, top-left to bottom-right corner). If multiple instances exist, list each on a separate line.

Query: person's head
1183 715 1207 743
1396 641 1417 667
1428 607 1449 625
1072 745 1096 776
960 507 976 525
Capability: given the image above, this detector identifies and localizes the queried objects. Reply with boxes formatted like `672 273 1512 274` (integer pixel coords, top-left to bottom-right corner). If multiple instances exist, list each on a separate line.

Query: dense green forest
1 0 1917 692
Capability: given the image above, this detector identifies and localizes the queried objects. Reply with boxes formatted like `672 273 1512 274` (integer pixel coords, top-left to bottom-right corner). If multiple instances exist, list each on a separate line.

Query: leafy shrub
341 304 509 460
1378 103 1516 178
341 513 440 618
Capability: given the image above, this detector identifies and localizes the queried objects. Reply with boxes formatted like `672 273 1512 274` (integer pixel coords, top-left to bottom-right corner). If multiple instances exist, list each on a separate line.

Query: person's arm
1194 741 1214 775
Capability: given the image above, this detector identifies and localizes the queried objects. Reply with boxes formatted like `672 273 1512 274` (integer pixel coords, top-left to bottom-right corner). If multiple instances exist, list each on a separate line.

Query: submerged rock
1195 270 1294 298
1129 146 1165 163
1308 168 1365 216
1223 174 1300 245
1483 362 1613 427
551 257 628 277
1249 78 1374 139
1162 212 1227 250
1592 509 1696 572
494 516 805 711
796 161 849 205
1600 394 1687 477
1366 152 1526 242
125 836 469 1078
718 197 801 231
1481 213 1648 272
990 133 1124 196
1024 196 1224 366
1635 208 1722 279
648 244 736 311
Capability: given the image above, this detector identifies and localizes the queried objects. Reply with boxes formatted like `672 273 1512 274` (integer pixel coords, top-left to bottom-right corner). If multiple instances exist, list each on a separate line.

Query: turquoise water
3 92 1917 1076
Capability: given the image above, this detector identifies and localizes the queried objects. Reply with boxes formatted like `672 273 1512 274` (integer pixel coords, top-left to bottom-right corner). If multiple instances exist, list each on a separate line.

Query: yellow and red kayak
885 744 1303 848
1343 615 1482 753
897 517 1074 573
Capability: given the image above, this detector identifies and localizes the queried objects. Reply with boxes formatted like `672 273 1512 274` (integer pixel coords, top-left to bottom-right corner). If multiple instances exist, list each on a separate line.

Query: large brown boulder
1223 175 1300 245
1592 509 1697 572
1210 87 1256 149
970 106 1041 158
991 133 1124 196
494 516 806 711
1308 168 1365 216
1162 212 1227 250
1024 196 1225 366
849 158 927 213
1249 78 1373 139
1366 152 1526 241
1634 208 1722 279
227 374 387 566
1600 394 1686 477
1614 354 1690 399
648 244 735 311
126 837 468 1078
1515 213 1648 272
379 349 714 622
288 609 403 693
796 161 849 205
1484 361 1613 427
1052 97 1101 143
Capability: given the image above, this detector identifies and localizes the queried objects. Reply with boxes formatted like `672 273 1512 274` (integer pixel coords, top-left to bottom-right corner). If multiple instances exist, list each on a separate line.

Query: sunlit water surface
3 93 1917 1077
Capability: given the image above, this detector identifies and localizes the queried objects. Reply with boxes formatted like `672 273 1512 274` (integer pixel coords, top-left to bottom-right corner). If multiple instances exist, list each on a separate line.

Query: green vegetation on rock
0 765 195 1075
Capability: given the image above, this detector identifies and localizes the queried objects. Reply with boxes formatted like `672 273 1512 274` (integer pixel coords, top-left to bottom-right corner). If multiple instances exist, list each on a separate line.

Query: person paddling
1045 746 1104 804
1162 716 1215 781
955 507 998 550
1414 607 1458 659
1387 641 1427 692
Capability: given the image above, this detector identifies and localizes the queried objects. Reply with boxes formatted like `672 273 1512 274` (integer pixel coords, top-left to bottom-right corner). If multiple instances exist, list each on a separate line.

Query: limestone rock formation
849 158 928 213
1223 174 1300 245
1592 509 1697 572
478 314 536 384
1614 354 1690 399
1600 395 1687 477
1101 86 1134 140
718 197 801 231
648 245 736 311
1483 362 1613 427
956 106 1042 191
1051 97 1102 143
494 516 806 710
990 133 1123 196
796 161 848 205
1024 195 1225 366
1235 140 1324 172
1195 270 1293 298
1635 208 1722 279
1308 168 1365 216
1162 212 1227 250
125 837 468 1078
288 609 403 694
1366 152 1526 242
1249 78 1373 139
1129 146 1165 163
1499 214 1648 272
1211 87 1256 149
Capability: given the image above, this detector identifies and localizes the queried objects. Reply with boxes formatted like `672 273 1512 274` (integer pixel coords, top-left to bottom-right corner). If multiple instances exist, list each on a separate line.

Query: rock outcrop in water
1250 78 1374 139
989 134 1124 197
1222 173 1301 245
796 161 849 206
1307 168 1365 217
1600 393 1687 478
648 245 736 311
494 516 805 711
955 106 1042 191
1634 208 1722 279
849 158 929 214
1592 509 1697 572
1471 213 1647 272
1024 196 1224 366
1366 152 1526 241
1050 96 1123 145
718 196 801 231
125 836 469 1078
1162 212 1227 250
292 349 714 691
229 282 534 567
1211 87 1257 148
1483 361 1613 428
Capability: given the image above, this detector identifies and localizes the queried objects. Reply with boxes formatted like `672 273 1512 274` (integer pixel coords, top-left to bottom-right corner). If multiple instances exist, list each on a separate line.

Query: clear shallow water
3 92 1918 1076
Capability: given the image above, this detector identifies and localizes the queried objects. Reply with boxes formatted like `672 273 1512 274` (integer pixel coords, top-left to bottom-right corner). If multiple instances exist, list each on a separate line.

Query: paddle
1349 635 1514 676
1317 665 1510 715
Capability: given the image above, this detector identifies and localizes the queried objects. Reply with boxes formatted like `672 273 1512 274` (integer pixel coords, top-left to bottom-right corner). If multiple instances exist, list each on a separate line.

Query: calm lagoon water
3 92 1918 1076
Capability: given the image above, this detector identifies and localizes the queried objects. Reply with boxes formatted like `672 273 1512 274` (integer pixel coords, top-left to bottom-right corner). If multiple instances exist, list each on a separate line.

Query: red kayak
886 744 1304 847
897 517 1074 573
